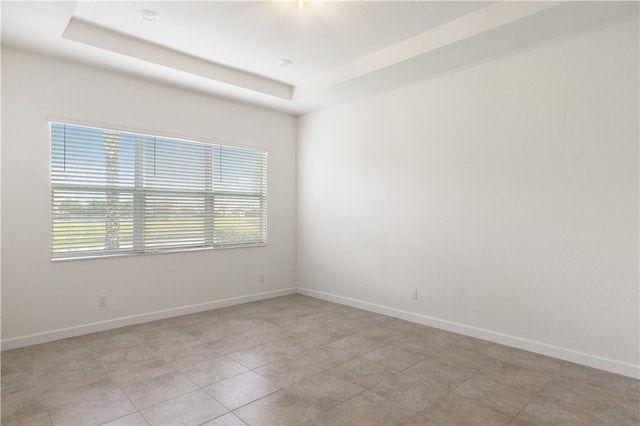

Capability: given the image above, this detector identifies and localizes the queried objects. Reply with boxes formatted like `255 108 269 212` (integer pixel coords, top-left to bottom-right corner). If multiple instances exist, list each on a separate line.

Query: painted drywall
298 17 639 371
1 48 297 342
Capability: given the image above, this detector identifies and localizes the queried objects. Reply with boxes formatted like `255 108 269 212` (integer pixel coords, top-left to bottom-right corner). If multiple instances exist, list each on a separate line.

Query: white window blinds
51 122 267 259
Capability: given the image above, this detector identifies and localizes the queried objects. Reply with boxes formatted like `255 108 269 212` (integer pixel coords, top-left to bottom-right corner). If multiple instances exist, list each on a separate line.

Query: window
50 122 267 259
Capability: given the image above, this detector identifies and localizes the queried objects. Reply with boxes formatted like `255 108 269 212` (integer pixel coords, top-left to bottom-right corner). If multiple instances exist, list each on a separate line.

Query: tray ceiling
2 1 638 114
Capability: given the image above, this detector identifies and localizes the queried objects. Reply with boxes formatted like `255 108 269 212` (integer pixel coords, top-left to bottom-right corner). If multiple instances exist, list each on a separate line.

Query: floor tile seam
246 353 303 376
233 364 369 418
38 371 109 410
494 355 555 376
107 329 402 416
84 334 145 350
623 377 636 395
34 369 111 392
94 407 139 426
19 347 36 371
29 348 96 370
398 372 469 426
547 372 629 402
184 361 251 391
269 320 304 336
607 404 622 426
308 348 361 376
17 367 54 426
96 354 165 371
196 412 245 426
205 379 283 413
249 355 334 388
420 336 460 358
368 347 433 374
348 354 404 376
401 408 425 425
404 339 458 367
108 380 144 425
111 354 160 372
163 398 231 426
506 373 552 425
402 368 523 426
89 346 149 363
104 360 182 387
134 386 231 422
46 391 137 426
287 381 369 425
473 353 535 380
36 382 54 426
216 353 255 374
183 362 263 413
21 300 629 426
479 354 548 379
228 352 265 370
230 406 251 425
329 344 385 360
120 369 202 409
554 372 632 397
42 408 55 426
329 356 404 390
95 411 142 426
313 386 369 422
398 394 444 426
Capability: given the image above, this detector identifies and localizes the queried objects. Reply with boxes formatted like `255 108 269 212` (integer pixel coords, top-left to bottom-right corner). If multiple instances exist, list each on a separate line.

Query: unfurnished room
1 1 639 425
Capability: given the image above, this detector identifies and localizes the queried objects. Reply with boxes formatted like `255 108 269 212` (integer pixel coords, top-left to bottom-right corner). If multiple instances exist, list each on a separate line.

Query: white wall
298 17 639 375
1 48 297 343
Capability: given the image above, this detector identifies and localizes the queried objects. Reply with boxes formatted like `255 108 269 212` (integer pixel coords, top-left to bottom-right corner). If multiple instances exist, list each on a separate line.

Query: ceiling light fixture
139 9 159 22
277 59 293 68
298 0 304 10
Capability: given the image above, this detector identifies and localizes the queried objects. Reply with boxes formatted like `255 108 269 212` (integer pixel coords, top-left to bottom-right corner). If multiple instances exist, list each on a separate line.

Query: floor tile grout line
108 377 143 425
402 368 484 426
548 372 631 397
608 405 621 426
27 354 56 426
255 341 434 425
223 344 395 423
607 377 635 426
176 351 288 423
7 296 638 425
397 342 532 426
9 314 430 425
126 381 226 423
97 410 148 426
286 366 371 425
507 374 552 426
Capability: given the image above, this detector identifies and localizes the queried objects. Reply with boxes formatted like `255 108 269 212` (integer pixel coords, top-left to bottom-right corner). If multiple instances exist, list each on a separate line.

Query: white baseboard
297 287 640 379
4 285 638 379
0 288 297 351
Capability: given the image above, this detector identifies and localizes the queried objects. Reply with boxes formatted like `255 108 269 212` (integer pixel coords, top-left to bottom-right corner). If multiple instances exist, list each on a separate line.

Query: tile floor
1 294 638 425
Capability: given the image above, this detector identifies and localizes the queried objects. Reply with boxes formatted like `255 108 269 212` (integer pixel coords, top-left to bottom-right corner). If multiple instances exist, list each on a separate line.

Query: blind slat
51 122 267 259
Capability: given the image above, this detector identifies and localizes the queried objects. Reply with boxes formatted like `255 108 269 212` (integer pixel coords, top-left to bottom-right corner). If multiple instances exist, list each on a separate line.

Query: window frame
49 120 268 261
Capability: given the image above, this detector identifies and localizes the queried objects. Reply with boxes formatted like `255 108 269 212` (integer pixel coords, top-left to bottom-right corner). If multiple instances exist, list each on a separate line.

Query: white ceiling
2 1 638 115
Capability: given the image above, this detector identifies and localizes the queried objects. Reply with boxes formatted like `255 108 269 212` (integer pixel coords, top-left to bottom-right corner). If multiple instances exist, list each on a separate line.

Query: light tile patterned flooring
1 295 638 425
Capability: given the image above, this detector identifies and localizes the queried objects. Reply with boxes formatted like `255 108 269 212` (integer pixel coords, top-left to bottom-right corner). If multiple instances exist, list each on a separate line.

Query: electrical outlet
411 289 418 299
98 295 107 307
259 273 265 282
